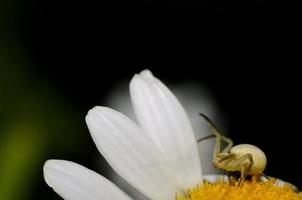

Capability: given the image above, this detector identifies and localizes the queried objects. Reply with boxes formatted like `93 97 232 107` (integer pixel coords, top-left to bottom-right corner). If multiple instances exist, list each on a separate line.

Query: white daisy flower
44 69 302 200
44 69 204 200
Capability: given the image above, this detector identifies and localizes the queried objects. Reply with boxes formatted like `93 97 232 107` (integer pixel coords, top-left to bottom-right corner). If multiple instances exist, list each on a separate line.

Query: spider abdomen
230 144 267 175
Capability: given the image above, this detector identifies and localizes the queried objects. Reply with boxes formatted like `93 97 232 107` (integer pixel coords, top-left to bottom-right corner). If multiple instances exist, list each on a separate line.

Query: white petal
43 160 132 200
130 70 202 189
86 106 179 200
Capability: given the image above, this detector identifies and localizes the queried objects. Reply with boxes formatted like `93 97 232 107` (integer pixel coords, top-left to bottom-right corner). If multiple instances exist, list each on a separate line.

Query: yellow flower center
176 177 302 200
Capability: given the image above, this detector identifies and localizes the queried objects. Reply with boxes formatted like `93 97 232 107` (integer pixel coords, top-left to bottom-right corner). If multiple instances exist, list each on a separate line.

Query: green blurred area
0 50 89 199
0 126 43 199
0 47 87 200
0 1 89 199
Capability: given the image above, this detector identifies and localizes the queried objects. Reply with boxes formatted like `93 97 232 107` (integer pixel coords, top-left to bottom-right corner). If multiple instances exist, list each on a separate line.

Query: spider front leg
199 113 234 156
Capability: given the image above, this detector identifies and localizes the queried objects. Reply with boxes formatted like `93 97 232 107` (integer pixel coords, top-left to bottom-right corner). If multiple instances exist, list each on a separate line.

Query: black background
15 0 302 198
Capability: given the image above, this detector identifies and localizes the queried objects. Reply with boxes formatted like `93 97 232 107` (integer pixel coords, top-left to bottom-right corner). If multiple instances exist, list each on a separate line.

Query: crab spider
199 113 267 180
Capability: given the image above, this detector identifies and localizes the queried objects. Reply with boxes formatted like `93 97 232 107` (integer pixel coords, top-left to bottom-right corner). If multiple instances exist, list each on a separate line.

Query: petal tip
85 106 112 122
139 69 153 78
130 69 154 88
43 159 61 187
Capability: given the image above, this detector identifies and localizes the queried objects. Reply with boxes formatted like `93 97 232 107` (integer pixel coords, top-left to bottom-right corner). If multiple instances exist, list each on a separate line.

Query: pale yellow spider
199 113 267 180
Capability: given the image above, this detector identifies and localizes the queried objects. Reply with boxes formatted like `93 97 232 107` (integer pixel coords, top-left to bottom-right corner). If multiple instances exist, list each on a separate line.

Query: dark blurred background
0 0 300 199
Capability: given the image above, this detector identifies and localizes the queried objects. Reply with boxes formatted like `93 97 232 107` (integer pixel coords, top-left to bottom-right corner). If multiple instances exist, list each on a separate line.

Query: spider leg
212 153 235 170
220 135 233 153
212 129 233 159
199 113 233 155
230 153 253 180
217 153 234 162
